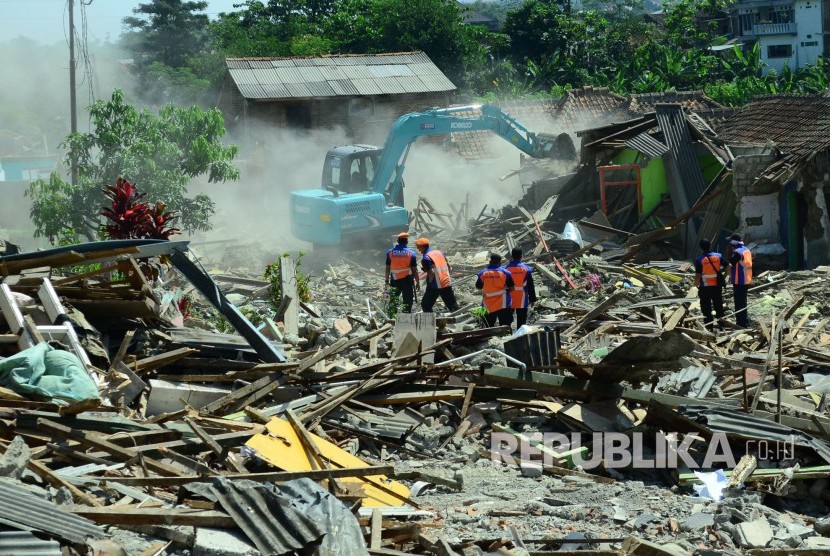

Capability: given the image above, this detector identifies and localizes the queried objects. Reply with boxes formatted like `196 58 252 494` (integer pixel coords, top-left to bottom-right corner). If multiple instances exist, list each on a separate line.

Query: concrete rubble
1 198 830 556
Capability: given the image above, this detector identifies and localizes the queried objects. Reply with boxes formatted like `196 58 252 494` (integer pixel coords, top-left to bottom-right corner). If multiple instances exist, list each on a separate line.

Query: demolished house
473 91 830 271
6 90 830 554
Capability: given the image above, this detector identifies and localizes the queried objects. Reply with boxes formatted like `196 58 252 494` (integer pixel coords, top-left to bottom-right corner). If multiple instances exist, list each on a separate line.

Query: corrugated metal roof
677 406 830 464
200 477 363 556
656 104 708 212
0 530 62 556
225 51 455 100
352 78 383 96
625 132 670 158
0 480 105 544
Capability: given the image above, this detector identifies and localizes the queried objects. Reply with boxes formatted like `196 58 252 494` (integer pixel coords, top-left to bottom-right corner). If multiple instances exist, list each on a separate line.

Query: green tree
123 0 210 68
27 90 239 243
325 0 477 82
213 0 337 57
123 1 223 105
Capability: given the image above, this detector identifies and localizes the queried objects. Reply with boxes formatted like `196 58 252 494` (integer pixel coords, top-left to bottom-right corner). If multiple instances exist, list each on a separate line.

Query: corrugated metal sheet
351 78 384 96
677 406 830 464
625 132 669 158
656 104 708 255
0 480 105 544
305 81 337 97
329 79 360 96
0 530 62 556
339 65 373 80
198 477 367 556
368 64 414 78
395 76 429 93
225 52 455 100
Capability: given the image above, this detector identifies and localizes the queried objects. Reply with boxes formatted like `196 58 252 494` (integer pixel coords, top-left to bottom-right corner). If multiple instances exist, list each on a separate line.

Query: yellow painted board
245 417 409 507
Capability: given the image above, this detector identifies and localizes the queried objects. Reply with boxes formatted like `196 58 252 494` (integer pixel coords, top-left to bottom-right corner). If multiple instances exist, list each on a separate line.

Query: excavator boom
290 105 557 246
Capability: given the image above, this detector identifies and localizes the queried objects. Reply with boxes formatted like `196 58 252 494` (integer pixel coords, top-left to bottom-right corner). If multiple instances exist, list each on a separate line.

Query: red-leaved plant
101 177 180 240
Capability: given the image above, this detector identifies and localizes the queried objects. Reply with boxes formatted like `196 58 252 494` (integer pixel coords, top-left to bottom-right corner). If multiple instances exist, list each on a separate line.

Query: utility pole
69 0 78 184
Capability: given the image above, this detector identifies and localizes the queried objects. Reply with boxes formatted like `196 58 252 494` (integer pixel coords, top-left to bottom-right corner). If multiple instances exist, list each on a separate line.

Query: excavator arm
370 104 554 204
290 104 557 247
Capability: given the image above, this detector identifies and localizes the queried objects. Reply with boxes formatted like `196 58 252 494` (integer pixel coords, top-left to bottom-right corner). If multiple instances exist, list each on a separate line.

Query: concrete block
194 527 258 556
392 312 436 363
520 461 543 478
146 379 231 416
680 512 714 532
735 517 773 549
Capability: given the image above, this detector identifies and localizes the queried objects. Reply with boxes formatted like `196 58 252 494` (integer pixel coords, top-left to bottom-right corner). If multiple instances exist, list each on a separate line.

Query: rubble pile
2 226 830 556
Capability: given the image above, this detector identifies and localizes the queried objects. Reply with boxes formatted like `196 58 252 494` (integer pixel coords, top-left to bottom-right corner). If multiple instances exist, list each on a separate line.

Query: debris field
2 196 830 556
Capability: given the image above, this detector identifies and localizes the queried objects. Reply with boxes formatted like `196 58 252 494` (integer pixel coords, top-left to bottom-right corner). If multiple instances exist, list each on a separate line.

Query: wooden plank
37 418 185 477
370 508 383 550
484 366 741 408
183 416 247 473
563 290 628 336
280 255 300 336
51 263 118 286
199 372 287 415
61 506 236 527
134 347 198 373
80 465 395 487
27 458 101 506
109 330 136 372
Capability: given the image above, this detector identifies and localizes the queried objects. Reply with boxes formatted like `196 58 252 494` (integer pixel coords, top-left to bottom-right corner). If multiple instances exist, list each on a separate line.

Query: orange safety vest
700 254 722 287
730 247 753 285
506 263 529 308
427 249 452 288
388 248 414 280
480 268 509 312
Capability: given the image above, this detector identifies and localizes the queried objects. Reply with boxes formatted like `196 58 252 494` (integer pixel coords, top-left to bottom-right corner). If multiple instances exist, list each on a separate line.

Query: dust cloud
0 37 130 250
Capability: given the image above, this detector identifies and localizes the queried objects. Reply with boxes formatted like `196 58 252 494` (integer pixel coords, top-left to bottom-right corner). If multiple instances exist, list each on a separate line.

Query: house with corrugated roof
718 94 830 268
218 51 456 144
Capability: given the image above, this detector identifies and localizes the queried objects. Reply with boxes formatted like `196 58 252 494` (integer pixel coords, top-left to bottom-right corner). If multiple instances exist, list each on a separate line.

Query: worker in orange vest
504 247 537 328
727 234 753 328
414 238 459 313
476 253 514 327
384 232 418 313
694 239 727 331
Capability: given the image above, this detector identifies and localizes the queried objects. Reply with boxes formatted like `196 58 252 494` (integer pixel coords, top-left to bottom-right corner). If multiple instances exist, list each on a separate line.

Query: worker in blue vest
694 239 727 331
728 234 753 328
384 232 418 313
504 247 537 328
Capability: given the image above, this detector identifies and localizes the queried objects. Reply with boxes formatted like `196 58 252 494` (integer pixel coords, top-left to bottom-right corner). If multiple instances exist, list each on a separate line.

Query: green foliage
385 286 402 320
263 252 312 314
27 89 239 243
122 1 219 104
471 306 489 327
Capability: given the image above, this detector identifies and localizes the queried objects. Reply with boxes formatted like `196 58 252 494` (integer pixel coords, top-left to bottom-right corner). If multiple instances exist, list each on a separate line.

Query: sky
0 0 241 45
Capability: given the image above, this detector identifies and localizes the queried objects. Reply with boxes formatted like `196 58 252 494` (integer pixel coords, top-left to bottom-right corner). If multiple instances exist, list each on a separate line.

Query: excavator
290 104 564 248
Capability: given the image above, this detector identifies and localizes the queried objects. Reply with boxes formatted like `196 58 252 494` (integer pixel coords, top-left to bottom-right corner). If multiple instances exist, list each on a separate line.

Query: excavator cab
322 145 379 195
321 145 404 206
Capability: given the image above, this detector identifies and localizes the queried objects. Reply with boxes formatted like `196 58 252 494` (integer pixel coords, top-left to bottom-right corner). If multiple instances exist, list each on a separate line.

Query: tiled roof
226 51 455 100
626 90 726 114
553 87 631 131
718 94 830 182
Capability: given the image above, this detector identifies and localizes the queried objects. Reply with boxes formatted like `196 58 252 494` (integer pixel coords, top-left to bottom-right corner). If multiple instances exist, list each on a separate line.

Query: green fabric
0 343 99 402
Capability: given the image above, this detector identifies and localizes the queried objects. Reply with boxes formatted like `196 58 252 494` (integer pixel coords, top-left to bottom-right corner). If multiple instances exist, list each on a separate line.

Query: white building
730 0 826 73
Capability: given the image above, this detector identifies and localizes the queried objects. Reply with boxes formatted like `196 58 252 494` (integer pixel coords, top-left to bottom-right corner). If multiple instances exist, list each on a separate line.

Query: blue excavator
290 104 563 248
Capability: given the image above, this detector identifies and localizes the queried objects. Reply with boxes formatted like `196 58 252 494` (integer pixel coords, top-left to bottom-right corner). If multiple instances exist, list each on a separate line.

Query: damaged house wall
798 151 830 268
718 95 830 269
